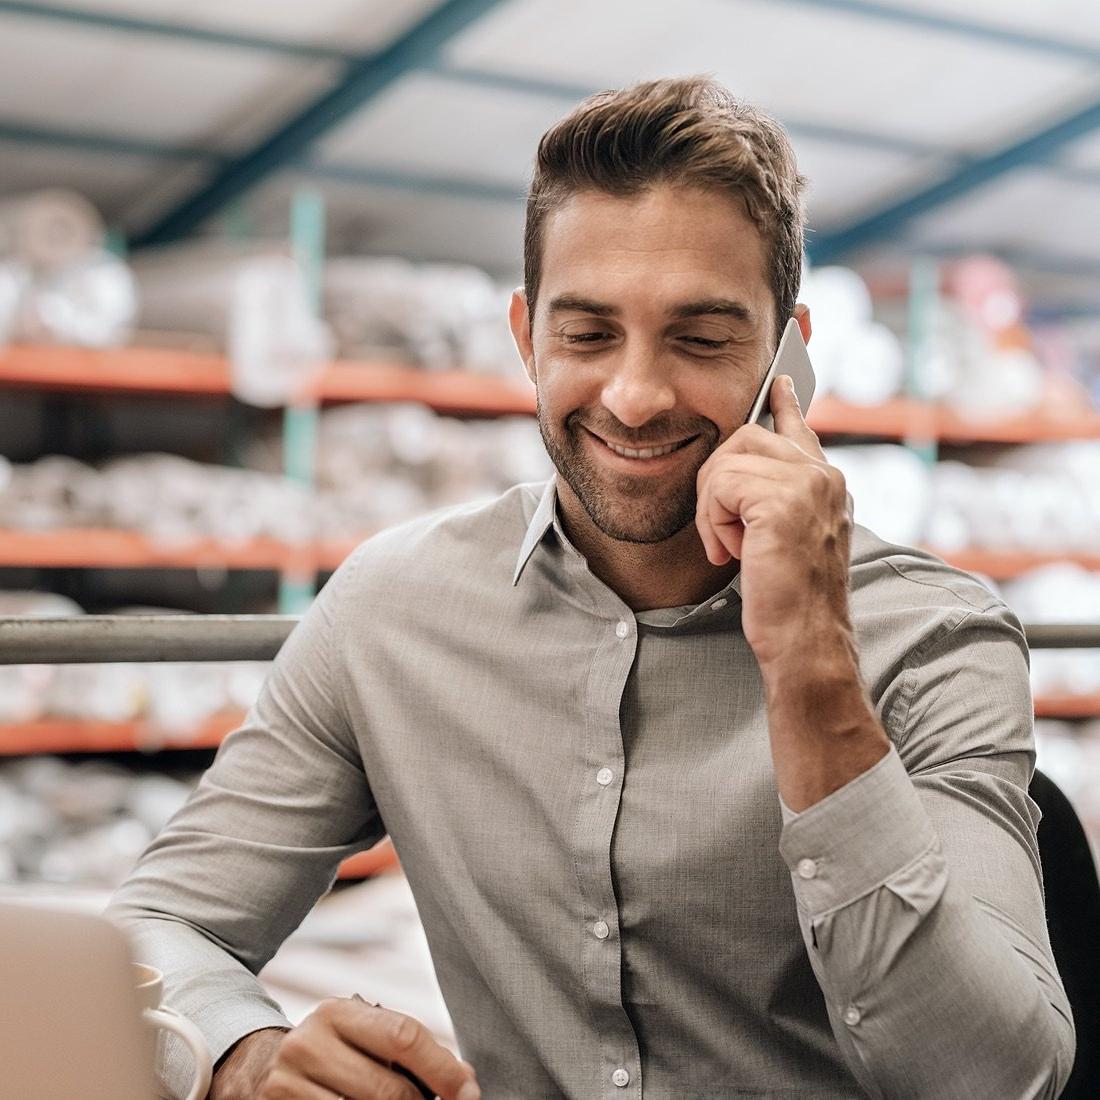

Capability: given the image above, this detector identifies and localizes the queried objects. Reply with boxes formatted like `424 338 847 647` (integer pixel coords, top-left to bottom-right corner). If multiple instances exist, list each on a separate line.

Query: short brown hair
524 76 806 347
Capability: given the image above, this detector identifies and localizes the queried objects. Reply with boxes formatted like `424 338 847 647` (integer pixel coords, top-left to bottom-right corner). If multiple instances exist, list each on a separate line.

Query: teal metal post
278 188 325 613
904 257 940 467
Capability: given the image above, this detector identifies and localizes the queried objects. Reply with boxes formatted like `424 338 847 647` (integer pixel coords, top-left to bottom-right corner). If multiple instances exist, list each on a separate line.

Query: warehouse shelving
3 529 1100 580
0 345 537 416
3 345 1099 768
0 710 400 879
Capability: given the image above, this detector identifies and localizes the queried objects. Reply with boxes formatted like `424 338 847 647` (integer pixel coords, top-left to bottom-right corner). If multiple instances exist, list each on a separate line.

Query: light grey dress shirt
108 478 1075 1100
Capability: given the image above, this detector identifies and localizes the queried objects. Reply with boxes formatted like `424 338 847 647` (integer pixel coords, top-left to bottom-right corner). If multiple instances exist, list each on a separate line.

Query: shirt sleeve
777 602 1076 1100
105 547 385 1100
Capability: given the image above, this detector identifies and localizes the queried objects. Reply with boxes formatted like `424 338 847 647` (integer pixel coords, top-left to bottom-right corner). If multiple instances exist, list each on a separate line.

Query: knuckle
258 1070 295 1100
375 1076 416 1100
276 1029 307 1062
314 996 343 1022
387 1012 422 1054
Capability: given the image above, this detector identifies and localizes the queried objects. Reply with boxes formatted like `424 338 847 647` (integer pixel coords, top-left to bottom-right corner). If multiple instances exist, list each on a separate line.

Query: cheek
535 356 599 416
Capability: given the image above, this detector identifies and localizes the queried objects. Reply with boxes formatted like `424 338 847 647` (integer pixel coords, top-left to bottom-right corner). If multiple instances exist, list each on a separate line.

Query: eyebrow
546 294 755 324
670 298 755 323
547 294 617 317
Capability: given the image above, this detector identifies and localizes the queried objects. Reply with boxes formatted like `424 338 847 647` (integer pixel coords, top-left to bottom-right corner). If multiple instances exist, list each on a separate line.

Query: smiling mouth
584 428 698 460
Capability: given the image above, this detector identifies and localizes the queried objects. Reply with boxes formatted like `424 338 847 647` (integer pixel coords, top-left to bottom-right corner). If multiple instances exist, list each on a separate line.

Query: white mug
133 964 213 1100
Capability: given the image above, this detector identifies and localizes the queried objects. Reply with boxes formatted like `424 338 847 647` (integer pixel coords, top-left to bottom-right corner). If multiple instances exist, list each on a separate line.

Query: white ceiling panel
0 15 331 149
447 0 1096 151
314 72 564 183
906 169 1100 259
1060 129 1100 171
793 141 950 229
35 0 449 51
869 0 1100 49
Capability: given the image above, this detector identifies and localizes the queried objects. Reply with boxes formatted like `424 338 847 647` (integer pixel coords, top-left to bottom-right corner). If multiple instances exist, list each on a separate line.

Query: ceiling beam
130 0 507 248
809 94 1100 265
772 0 1100 65
0 0 353 61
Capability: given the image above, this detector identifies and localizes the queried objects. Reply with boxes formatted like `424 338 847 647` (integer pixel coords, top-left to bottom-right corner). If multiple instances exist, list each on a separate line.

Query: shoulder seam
883 556 1000 614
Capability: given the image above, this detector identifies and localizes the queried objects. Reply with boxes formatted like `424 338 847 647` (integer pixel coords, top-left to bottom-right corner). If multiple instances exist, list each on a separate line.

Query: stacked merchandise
0 409 550 542
321 256 517 375
0 189 136 348
132 241 329 407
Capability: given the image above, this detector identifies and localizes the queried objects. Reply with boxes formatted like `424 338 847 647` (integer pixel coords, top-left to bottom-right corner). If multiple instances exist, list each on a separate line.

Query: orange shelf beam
1034 694 1100 719
933 548 1100 579
0 345 232 396
337 838 400 879
5 530 1100 579
3 346 1098 441
0 529 316 571
0 711 241 754
312 361 535 415
0 345 535 415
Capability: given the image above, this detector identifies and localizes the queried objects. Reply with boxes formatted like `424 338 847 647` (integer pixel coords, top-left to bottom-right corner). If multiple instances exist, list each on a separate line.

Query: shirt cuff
777 745 937 918
160 999 292 1100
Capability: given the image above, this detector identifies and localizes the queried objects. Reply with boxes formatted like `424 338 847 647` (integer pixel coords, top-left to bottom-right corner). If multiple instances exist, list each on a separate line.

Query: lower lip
582 428 698 472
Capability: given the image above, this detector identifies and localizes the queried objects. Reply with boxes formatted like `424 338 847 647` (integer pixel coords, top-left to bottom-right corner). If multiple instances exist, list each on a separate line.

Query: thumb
771 375 822 455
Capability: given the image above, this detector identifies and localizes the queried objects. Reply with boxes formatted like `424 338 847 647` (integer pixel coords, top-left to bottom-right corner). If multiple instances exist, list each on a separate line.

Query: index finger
334 1003 478 1100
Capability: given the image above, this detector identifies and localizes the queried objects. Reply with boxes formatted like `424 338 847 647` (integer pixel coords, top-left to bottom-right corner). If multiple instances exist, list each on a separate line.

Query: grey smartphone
746 317 817 431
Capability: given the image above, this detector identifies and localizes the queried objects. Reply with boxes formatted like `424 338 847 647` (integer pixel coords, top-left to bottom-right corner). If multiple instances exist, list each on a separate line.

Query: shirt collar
513 478 562 586
511 480 743 619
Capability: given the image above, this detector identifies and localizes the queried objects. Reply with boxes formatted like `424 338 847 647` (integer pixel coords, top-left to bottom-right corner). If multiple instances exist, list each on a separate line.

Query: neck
555 477 739 612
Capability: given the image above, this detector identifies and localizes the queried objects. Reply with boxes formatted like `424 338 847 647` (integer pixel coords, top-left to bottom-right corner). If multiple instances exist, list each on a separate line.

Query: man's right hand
211 999 480 1100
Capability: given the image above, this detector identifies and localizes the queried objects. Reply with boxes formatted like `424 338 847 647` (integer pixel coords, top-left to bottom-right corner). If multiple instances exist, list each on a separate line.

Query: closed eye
681 336 729 349
562 332 613 344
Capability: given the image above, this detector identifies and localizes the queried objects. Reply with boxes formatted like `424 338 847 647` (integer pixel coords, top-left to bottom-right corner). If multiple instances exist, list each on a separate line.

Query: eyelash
562 333 729 349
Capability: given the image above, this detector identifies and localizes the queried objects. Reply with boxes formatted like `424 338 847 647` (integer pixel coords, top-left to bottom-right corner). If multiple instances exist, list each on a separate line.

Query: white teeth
606 439 681 459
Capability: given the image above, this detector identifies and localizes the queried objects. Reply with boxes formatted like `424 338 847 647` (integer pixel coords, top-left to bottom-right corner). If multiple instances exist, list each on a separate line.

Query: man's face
512 184 778 545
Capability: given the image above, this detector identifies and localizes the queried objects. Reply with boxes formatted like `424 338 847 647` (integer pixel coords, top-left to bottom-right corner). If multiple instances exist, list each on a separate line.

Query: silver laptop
0 901 156 1099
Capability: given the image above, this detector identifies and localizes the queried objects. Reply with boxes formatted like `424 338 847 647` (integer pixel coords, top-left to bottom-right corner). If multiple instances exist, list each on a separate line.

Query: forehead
538 184 773 321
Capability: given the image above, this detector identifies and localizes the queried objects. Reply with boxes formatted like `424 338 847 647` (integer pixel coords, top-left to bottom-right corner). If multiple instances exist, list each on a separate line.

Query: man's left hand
695 374 853 668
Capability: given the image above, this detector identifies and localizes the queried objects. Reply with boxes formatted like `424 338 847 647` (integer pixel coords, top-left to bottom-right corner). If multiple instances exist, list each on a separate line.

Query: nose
599 346 676 428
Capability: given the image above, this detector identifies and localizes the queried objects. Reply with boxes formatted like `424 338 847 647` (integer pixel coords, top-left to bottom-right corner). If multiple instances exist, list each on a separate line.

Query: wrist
756 617 859 689
208 1027 289 1100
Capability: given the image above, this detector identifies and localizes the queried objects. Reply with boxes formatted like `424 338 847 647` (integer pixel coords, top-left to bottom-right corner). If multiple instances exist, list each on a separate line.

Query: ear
793 302 812 345
509 288 536 385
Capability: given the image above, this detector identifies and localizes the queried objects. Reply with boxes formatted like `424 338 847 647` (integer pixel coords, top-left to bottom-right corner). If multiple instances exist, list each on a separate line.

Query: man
109 78 1074 1099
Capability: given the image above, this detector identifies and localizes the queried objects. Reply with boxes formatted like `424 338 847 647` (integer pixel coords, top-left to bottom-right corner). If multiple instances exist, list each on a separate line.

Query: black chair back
1030 768 1100 1100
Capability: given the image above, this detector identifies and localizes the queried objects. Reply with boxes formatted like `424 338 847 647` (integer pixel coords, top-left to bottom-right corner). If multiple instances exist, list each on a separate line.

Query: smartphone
746 317 817 431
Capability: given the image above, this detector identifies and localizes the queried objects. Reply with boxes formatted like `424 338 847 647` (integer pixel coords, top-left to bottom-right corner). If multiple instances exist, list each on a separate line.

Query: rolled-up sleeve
779 604 1076 1099
105 547 385 1099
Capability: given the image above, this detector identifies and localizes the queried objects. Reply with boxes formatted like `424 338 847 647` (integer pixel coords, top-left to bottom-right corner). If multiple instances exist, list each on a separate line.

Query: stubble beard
536 396 718 545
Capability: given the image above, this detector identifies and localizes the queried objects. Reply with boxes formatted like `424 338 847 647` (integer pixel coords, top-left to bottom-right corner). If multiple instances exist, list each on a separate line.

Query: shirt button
796 858 818 879
593 920 610 940
711 598 727 610
615 620 630 639
596 767 614 787
611 1068 630 1087
842 1005 862 1027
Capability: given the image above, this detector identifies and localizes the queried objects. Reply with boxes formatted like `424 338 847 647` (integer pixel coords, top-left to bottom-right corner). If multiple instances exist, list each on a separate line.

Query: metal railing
0 615 1098 664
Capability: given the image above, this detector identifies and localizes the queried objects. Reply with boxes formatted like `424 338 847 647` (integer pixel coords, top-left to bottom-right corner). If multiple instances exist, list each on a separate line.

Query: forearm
779 750 1074 1099
760 617 889 812
106 901 293 1098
